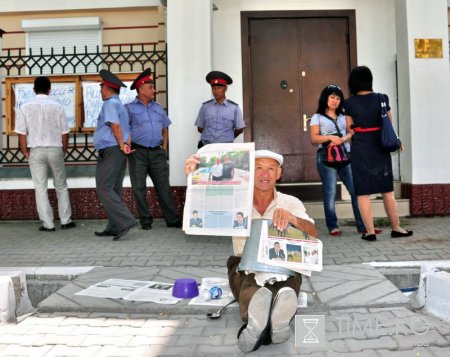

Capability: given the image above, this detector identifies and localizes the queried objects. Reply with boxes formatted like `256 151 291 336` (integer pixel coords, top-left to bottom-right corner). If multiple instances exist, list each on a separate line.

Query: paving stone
94 345 153 357
127 335 176 347
393 330 448 349
346 336 397 352
176 334 223 346
158 325 203 337
0 333 44 346
45 345 101 357
152 345 197 356
0 345 53 357
27 324 77 335
96 317 146 327
195 344 241 355
429 346 450 357
32 333 86 347
325 351 379 357
375 348 436 357
71 325 122 337
141 318 186 328
18 315 67 326
201 326 238 337
80 334 133 347
0 323 32 335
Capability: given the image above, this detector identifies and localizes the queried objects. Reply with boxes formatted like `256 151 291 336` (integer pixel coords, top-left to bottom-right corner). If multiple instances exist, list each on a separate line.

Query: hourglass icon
302 318 319 343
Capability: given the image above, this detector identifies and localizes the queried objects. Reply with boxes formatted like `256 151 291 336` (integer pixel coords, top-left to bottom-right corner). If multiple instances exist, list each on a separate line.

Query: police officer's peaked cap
206 71 233 86
99 69 126 89
130 68 154 90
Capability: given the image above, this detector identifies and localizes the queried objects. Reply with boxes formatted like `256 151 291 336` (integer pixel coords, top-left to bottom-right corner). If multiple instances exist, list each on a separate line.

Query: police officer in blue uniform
195 71 246 148
94 70 137 241
125 69 181 230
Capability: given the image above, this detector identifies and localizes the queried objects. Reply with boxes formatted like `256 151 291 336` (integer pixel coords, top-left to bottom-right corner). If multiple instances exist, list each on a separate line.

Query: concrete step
278 181 410 219
304 199 410 219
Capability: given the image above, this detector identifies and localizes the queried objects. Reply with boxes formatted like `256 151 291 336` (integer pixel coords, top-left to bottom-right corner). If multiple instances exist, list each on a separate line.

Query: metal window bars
0 44 167 165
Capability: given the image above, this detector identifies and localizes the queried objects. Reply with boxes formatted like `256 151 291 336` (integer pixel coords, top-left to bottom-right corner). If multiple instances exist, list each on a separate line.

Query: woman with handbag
343 66 413 241
310 84 366 236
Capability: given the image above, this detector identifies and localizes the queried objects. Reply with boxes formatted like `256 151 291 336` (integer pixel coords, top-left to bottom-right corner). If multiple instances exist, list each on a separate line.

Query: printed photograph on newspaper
183 142 255 236
257 220 323 273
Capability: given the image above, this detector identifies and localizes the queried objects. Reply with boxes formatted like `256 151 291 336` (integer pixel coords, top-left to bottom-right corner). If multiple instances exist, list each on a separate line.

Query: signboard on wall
81 81 136 128
5 73 138 134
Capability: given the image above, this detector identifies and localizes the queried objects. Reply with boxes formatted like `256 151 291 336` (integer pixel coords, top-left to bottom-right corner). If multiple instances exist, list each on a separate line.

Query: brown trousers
227 256 302 321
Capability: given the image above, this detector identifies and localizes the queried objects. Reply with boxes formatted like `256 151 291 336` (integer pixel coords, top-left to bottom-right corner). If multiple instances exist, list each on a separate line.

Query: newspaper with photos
183 142 255 236
257 220 323 273
74 279 182 304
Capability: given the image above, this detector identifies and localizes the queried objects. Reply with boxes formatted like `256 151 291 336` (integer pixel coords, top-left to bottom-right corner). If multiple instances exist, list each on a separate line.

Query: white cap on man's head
255 150 283 166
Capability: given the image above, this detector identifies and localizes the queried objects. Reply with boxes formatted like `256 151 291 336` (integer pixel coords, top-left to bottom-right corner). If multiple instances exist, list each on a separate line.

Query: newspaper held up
183 142 255 236
257 220 323 274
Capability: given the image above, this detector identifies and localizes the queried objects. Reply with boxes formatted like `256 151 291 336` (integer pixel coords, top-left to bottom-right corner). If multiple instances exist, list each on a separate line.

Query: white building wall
400 0 450 184
167 0 213 186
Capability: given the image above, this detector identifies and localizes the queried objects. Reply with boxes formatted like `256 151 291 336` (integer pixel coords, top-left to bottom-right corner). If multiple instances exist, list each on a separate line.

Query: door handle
303 114 311 131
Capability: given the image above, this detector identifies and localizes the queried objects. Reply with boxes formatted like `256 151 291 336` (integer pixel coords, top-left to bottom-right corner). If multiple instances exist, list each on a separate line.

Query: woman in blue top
310 84 366 236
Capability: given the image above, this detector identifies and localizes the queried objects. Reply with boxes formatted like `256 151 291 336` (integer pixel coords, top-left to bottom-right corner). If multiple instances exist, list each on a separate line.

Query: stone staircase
304 198 410 219
278 181 410 219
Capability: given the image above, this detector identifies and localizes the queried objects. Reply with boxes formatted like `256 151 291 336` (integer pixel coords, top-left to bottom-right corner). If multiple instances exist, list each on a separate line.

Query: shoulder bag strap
379 93 388 116
323 114 343 137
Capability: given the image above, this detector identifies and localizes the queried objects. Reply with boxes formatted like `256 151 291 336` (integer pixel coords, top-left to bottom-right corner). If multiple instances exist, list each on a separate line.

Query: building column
395 0 450 215
167 0 213 185
0 29 4 160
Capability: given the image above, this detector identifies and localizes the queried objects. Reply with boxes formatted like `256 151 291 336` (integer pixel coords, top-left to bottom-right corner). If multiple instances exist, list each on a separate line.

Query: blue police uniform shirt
93 95 130 151
125 98 171 147
195 98 245 144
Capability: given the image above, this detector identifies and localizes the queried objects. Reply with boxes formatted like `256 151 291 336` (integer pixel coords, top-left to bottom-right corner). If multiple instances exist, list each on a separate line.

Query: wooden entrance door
242 12 356 182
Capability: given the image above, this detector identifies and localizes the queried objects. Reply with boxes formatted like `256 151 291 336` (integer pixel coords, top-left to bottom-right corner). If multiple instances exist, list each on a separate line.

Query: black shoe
95 230 115 237
39 226 55 232
61 222 76 229
391 230 413 238
141 224 152 230
113 223 138 241
167 221 182 228
361 233 376 241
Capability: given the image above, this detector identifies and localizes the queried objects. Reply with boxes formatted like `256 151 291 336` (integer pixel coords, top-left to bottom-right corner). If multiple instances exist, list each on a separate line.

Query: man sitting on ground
185 149 318 353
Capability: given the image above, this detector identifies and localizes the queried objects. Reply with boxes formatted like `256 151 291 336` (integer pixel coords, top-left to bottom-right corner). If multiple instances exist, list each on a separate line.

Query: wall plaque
414 38 443 58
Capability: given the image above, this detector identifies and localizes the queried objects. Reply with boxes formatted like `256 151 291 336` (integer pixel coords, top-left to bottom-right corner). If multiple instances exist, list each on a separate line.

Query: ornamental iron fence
0 44 167 165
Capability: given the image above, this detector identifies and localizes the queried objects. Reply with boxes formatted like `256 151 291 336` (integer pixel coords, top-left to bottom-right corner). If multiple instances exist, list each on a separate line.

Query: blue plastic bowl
172 278 199 298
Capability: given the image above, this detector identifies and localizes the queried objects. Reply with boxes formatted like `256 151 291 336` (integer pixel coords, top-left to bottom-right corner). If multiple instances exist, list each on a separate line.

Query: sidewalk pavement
0 216 449 356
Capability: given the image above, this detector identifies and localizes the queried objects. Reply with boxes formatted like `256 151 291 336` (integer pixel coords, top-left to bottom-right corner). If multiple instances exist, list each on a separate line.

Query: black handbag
379 93 401 152
321 115 350 167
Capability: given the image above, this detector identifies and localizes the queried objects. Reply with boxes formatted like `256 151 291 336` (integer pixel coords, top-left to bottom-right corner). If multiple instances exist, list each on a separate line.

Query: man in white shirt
185 149 318 353
209 158 223 181
15 76 75 232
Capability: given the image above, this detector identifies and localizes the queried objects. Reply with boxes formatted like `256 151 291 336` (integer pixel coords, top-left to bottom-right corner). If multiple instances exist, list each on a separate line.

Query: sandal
329 229 342 237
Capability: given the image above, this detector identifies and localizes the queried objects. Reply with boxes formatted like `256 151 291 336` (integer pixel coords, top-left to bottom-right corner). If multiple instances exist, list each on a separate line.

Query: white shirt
232 189 314 256
211 163 223 178
15 94 69 148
